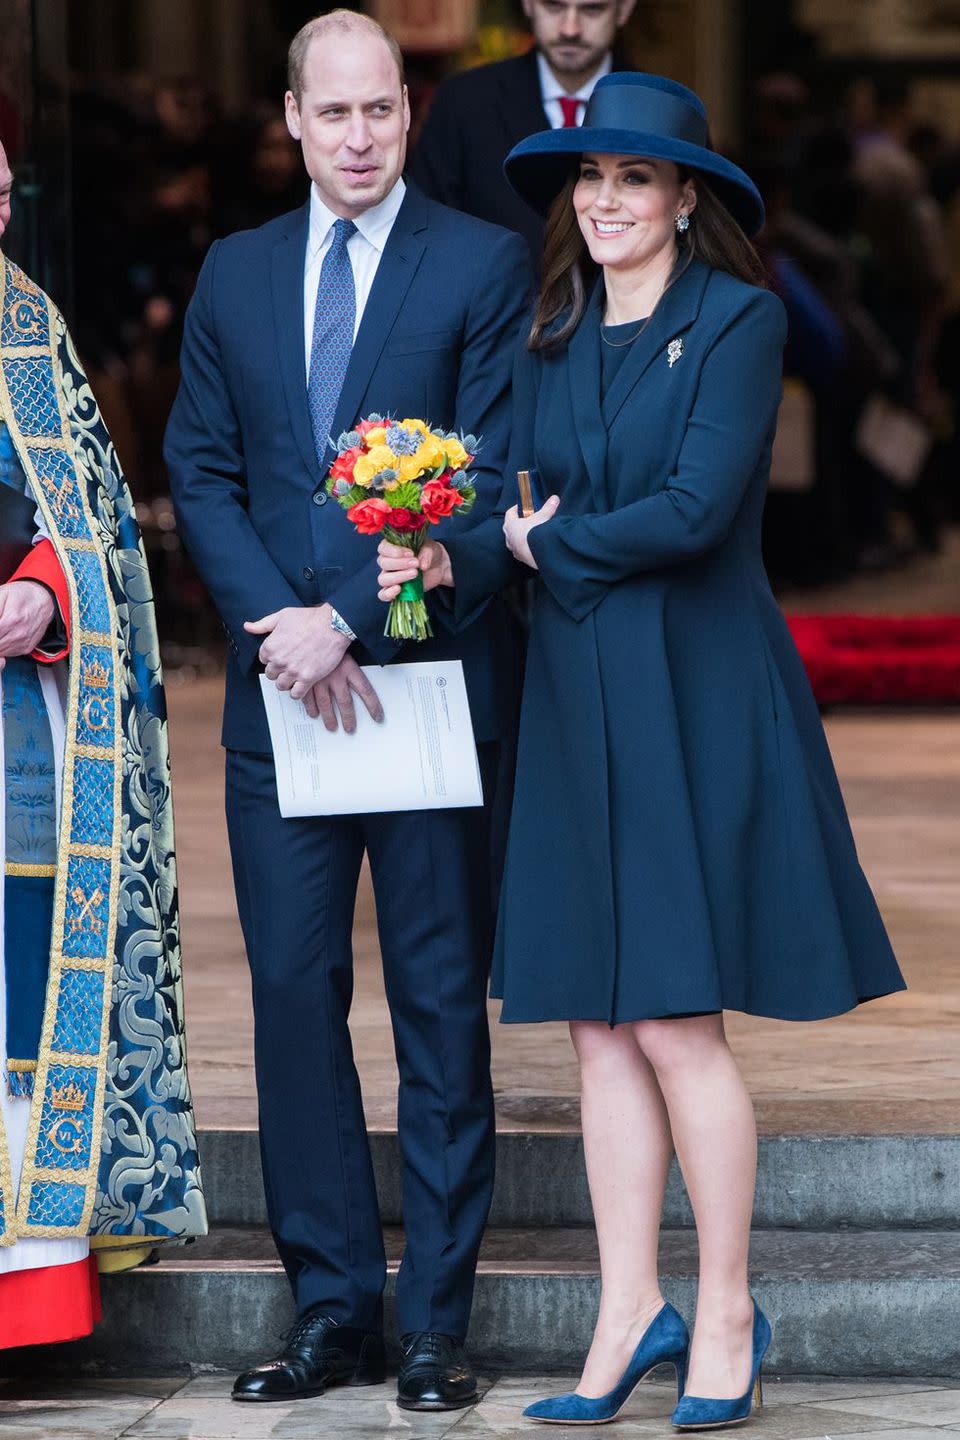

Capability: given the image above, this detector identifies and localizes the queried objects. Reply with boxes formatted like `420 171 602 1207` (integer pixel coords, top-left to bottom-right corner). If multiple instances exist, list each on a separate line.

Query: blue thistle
385 423 422 456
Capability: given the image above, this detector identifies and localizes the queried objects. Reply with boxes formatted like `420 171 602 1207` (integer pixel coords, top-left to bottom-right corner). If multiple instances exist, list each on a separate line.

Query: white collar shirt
303 177 406 378
536 50 612 130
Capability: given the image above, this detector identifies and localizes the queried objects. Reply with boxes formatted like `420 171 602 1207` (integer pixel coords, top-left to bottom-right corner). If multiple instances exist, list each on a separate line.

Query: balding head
0 142 12 241
288 10 405 105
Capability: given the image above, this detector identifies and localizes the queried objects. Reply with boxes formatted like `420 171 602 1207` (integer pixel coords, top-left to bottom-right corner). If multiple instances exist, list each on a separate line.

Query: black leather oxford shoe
232 1312 385 1402
397 1331 478 1411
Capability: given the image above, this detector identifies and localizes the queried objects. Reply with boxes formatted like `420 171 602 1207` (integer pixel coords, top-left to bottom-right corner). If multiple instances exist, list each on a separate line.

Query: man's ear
402 83 411 132
284 91 302 142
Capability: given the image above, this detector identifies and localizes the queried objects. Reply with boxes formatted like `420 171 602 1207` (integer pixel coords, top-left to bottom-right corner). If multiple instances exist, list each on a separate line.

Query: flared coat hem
492 981 907 1025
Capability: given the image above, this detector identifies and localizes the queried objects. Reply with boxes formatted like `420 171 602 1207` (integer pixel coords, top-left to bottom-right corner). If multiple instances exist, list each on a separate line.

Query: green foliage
385 481 423 510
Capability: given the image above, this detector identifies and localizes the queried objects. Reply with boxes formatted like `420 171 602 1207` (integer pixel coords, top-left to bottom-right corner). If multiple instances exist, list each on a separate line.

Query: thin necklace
600 314 651 348
600 252 688 347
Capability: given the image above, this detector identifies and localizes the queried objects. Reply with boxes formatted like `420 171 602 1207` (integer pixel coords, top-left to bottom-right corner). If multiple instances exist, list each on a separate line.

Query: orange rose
347 497 391 534
420 479 464 524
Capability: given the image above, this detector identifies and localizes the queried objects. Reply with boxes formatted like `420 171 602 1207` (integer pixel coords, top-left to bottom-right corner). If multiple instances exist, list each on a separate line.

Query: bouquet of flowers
326 415 478 641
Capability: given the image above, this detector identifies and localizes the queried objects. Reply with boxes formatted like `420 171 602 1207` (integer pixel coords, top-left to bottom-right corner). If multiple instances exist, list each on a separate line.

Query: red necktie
558 96 582 128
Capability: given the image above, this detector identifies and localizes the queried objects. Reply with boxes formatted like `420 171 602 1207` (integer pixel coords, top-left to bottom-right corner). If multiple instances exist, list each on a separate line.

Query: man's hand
376 540 452 602
244 603 349 700
0 580 56 671
503 495 560 570
303 653 384 733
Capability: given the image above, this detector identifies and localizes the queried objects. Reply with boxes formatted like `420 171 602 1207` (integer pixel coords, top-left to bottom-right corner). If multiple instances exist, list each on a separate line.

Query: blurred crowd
54 67 960 648
744 71 960 584
64 77 307 656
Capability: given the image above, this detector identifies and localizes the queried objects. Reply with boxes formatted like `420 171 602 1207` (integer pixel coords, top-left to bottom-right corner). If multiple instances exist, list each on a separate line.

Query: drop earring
675 212 690 234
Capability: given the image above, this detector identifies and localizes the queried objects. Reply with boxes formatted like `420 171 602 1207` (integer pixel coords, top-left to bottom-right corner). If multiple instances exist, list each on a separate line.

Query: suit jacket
408 48 627 264
164 182 532 752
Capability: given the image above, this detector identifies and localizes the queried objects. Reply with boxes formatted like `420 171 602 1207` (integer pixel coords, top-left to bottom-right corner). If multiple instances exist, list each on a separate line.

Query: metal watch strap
329 607 357 642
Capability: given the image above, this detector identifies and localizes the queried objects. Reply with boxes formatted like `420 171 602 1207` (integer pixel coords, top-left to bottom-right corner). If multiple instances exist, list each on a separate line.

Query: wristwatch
329 607 357 643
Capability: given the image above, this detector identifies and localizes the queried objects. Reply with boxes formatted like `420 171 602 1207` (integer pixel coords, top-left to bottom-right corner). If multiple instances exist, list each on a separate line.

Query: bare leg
634 1014 757 1399
571 1021 675 1397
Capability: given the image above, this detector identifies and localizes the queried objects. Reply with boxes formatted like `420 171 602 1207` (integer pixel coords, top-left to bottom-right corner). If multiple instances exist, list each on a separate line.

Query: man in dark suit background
409 0 636 262
165 8 531 1413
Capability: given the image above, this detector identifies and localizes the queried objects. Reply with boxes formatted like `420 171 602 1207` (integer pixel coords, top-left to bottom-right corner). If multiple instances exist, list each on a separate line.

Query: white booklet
259 660 483 817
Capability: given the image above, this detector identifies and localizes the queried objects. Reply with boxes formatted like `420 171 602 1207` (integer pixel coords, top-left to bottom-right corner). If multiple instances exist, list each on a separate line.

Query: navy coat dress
444 258 906 1024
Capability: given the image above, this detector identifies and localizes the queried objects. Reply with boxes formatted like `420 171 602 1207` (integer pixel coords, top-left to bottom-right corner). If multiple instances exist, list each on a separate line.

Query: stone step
8 1226 960 1379
198 1128 960 1230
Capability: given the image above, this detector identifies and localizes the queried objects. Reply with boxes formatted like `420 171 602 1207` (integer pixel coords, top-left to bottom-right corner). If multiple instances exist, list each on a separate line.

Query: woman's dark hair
528 164 768 352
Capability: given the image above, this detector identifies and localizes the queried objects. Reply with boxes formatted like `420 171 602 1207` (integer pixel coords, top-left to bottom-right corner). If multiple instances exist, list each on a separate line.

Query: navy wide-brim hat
504 72 765 237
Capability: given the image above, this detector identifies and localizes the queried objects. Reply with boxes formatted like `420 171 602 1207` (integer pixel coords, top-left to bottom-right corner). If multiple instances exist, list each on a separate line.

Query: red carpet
787 615 960 704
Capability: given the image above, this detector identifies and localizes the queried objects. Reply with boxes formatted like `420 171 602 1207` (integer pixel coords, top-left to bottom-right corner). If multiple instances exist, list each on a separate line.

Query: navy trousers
225 745 497 1339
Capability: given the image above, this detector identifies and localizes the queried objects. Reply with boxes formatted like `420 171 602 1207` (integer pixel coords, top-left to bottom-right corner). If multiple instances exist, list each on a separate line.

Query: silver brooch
667 337 684 368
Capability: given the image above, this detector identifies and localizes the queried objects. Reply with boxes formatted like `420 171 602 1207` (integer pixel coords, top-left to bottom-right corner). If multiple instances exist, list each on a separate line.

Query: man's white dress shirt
536 50 612 130
303 177 406 379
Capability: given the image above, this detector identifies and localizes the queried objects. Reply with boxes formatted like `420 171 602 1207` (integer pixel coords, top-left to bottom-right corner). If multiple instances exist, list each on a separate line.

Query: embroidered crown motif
83 658 110 690
667 337 684 368
51 1081 86 1113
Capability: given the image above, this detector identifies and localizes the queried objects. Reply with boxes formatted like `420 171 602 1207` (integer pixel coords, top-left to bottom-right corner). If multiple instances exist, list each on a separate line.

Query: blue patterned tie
308 218 357 467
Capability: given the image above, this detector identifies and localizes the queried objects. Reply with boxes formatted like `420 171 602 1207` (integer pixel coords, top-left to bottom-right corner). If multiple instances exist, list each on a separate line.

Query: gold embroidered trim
48 1052 99 1067
1 267 123 1241
18 436 67 451
5 863 57 878
59 956 107 972
69 843 112 861
6 1059 37 1073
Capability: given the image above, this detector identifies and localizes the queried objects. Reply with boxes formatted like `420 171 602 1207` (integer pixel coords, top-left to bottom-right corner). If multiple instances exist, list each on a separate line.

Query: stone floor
1 1374 960 1440
167 676 960 1137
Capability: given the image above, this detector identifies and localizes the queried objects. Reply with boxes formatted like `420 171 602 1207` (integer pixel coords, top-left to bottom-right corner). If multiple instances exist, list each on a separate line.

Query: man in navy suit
409 0 635 262
165 9 531 1411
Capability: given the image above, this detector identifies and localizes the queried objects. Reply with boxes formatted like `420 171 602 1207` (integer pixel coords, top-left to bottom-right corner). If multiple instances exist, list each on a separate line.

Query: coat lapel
601 258 711 431
328 188 428 448
271 203 318 481
567 280 609 512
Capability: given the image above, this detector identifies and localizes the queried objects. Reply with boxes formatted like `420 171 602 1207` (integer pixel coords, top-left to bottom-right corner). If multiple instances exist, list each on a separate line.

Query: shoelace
281 1312 333 1352
403 1331 447 1361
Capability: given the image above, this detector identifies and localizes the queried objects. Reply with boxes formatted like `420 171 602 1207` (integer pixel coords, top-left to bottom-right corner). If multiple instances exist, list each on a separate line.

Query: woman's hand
503 495 560 569
377 539 453 602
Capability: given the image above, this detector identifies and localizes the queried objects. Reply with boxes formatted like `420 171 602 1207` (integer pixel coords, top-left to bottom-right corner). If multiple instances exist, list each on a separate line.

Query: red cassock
0 539 100 1350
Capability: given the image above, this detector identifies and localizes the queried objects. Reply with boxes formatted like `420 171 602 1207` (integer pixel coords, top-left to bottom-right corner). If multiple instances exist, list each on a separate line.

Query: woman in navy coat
379 74 905 1429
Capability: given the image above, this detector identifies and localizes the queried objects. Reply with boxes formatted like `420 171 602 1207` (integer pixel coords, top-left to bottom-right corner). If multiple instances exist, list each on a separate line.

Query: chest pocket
384 329 459 358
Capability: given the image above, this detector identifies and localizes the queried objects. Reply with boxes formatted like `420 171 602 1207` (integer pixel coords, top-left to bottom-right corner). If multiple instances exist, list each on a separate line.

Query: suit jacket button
303 565 316 582
312 489 328 506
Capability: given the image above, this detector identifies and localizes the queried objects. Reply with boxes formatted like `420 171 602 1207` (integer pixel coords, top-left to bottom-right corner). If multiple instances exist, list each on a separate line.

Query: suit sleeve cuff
326 562 402 665
11 540 72 662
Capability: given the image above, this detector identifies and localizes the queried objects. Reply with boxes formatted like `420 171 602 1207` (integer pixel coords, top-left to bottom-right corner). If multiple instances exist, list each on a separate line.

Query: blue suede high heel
523 1302 689 1425
670 1300 772 1431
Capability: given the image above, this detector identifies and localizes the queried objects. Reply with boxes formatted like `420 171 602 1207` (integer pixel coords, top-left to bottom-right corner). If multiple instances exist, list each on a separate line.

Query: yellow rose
398 451 427 482
415 433 446 472
364 425 388 447
400 418 428 439
444 436 469 471
354 444 398 486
